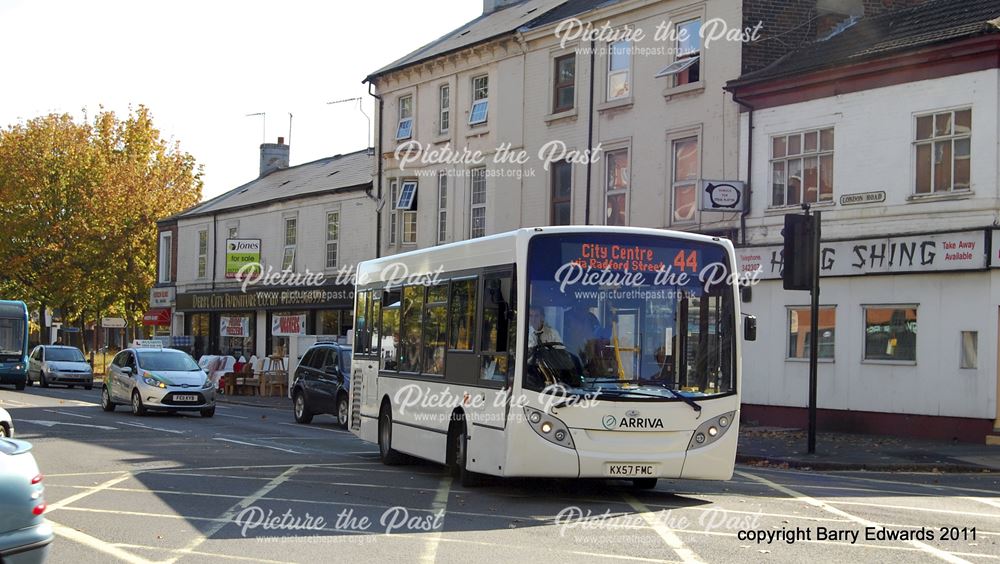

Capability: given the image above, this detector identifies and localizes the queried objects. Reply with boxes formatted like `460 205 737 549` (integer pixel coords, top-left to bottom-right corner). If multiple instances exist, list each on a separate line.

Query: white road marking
738 470 973 564
19 419 117 431
112 542 290 563
44 409 92 419
47 519 153 564
278 421 350 434
825 499 1000 518
215 412 249 419
0 398 36 406
420 476 452 564
212 437 304 454
47 472 133 511
623 493 705 564
166 465 303 563
118 421 185 434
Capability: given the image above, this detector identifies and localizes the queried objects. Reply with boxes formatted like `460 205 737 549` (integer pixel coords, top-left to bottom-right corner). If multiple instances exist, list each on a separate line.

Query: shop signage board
699 180 746 212
176 285 355 312
738 230 986 280
149 287 176 307
271 314 306 336
220 315 250 338
225 239 262 279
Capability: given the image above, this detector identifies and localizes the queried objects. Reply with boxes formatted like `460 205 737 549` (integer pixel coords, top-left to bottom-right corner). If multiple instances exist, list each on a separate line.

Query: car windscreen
137 351 201 372
46 348 86 362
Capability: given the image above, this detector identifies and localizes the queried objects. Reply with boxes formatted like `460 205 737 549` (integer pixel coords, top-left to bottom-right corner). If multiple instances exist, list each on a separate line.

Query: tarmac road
2 385 998 564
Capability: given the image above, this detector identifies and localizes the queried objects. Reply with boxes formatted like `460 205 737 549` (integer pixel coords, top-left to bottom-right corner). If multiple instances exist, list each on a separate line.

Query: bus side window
380 289 401 372
480 275 514 383
354 291 370 356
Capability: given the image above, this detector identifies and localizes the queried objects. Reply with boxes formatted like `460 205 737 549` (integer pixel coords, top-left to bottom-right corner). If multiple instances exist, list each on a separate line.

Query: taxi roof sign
132 339 163 349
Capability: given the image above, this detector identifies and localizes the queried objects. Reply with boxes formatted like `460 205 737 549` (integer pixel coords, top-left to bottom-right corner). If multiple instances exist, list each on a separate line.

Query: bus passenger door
465 274 515 475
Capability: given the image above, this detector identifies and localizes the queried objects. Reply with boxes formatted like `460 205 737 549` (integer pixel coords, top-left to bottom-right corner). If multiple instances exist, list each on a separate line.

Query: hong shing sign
738 230 987 280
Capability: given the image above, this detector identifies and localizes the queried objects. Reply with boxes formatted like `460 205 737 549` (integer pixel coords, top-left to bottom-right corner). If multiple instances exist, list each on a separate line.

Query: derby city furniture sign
150 287 176 308
738 230 986 280
839 191 886 205
101 317 126 328
271 314 306 336
225 239 261 279
219 315 250 338
700 180 746 212
175 285 355 312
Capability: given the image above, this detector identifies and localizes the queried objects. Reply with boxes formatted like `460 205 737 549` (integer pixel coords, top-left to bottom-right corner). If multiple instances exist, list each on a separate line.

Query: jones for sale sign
225 239 261 279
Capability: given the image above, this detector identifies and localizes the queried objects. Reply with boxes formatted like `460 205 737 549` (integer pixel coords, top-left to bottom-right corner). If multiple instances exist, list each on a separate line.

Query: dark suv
292 343 351 428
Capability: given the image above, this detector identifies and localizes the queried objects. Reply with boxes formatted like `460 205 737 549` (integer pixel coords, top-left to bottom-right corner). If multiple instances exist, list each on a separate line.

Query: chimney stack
259 136 290 177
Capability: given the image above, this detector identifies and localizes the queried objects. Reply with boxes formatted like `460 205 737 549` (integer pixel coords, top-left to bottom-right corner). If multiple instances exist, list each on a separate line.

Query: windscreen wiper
592 384 703 415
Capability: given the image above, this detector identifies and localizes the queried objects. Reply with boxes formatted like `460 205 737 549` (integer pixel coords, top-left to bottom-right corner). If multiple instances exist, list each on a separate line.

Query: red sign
142 308 171 327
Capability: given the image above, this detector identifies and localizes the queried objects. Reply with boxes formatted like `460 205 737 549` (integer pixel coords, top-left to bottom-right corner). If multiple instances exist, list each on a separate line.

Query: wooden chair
236 362 259 396
258 357 286 397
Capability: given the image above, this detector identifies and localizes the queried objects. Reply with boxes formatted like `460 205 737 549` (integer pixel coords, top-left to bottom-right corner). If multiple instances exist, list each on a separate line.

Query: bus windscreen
0 318 25 357
525 233 736 399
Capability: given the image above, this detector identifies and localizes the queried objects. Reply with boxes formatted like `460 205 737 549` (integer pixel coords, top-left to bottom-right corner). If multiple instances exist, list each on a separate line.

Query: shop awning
143 308 172 326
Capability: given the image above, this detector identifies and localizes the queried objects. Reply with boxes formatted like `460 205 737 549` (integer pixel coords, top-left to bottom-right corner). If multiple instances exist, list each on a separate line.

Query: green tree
0 106 203 349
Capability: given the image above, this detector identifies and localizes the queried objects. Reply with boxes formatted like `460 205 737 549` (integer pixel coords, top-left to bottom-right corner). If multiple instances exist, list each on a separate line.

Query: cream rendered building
365 0 746 256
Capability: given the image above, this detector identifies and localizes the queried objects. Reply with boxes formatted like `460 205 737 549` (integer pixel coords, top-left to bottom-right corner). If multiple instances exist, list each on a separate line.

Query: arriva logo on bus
601 414 665 430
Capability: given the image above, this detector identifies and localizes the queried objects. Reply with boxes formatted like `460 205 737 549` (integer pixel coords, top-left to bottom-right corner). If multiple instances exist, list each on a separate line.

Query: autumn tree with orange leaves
0 106 202 350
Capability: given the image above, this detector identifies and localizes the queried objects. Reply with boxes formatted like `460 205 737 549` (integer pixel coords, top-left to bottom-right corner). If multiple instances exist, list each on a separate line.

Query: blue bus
0 300 29 390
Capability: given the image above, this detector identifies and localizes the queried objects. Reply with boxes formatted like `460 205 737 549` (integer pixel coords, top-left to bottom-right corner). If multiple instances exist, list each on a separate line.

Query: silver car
0 438 52 563
101 347 216 417
27 346 93 390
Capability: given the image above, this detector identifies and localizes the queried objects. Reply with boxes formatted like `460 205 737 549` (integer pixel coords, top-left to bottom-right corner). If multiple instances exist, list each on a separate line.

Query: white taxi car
101 344 216 417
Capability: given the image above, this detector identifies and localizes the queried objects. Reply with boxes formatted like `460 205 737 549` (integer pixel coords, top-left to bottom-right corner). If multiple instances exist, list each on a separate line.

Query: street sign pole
808 209 821 454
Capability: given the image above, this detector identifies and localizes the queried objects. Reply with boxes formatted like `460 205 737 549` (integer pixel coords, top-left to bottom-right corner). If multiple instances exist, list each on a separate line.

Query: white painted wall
174 191 376 290
742 69 1000 244
742 271 997 420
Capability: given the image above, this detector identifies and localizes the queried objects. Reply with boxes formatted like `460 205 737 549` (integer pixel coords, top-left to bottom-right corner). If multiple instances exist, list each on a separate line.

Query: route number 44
673 250 698 272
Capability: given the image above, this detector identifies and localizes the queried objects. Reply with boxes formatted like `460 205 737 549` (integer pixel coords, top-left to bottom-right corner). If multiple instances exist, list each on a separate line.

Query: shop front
175 284 355 362
737 228 999 443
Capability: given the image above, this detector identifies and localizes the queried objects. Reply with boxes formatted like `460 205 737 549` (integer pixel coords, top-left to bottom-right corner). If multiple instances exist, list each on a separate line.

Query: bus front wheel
378 406 406 465
451 419 484 487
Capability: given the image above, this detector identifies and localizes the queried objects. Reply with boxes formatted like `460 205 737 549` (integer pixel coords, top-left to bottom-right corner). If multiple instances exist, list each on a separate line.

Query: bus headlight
523 406 575 450
687 411 737 451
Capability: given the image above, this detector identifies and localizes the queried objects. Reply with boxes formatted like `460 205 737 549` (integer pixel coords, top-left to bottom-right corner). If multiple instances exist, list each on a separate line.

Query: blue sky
0 0 481 199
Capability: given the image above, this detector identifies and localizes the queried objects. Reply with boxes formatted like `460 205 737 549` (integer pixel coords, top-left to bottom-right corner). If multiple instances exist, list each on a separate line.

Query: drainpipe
730 93 755 245
211 214 218 290
584 39 596 226
368 81 384 258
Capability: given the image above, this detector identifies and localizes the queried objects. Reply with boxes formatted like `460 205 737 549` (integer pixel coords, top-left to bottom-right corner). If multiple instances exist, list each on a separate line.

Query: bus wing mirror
743 315 757 342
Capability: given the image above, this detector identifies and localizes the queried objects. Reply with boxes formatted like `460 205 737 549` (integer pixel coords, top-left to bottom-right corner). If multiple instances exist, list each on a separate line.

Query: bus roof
0 300 27 318
356 226 733 286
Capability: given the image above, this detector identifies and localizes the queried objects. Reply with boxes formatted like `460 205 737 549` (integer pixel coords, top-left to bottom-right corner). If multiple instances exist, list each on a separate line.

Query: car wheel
131 390 146 416
631 478 658 490
200 405 216 418
451 418 483 487
293 391 313 424
0 422 10 437
378 406 406 465
101 387 116 412
336 393 349 429
39 372 49 388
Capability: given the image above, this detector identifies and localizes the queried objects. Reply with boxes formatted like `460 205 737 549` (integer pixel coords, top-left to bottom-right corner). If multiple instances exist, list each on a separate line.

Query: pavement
215 393 1000 473
738 425 1000 473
